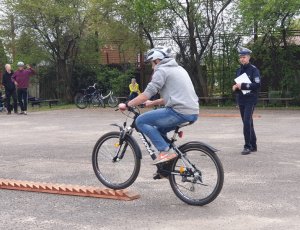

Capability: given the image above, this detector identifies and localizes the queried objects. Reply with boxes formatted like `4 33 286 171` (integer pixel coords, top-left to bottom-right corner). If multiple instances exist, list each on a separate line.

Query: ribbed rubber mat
0 178 140 201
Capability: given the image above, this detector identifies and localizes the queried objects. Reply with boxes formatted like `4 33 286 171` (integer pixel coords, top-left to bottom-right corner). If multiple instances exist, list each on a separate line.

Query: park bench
117 97 128 103
258 92 293 108
199 96 227 107
29 98 59 108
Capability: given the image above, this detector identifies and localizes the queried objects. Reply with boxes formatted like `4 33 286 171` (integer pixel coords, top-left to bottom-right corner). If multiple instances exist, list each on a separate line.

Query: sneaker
241 148 251 155
23 111 27 115
251 147 257 152
153 152 177 165
19 111 24 115
153 173 166 180
7 111 11 115
153 163 172 179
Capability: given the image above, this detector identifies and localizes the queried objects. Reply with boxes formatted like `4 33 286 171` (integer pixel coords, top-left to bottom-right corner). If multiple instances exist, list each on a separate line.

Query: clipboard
234 73 251 95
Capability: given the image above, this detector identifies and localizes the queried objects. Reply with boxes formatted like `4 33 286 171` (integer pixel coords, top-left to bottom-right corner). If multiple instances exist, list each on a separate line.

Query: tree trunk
10 15 16 62
57 58 73 102
185 1 208 97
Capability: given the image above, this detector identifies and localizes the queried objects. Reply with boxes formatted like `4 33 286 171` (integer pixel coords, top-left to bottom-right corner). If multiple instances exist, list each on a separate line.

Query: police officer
233 47 261 155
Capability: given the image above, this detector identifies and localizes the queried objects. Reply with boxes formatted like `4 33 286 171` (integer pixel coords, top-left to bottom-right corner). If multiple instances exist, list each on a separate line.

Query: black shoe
241 148 251 155
153 173 167 180
153 162 172 180
251 147 257 152
7 111 11 115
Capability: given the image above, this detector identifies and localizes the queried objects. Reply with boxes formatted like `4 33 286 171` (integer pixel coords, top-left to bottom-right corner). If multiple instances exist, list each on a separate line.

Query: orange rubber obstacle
0 178 140 201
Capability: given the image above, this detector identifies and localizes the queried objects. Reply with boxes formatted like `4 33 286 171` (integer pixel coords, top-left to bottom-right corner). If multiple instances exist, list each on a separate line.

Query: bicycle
99 90 119 108
0 91 7 113
92 106 224 206
74 83 104 109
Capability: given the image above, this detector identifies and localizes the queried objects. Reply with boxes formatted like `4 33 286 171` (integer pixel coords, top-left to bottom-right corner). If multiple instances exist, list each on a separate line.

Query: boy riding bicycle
119 47 199 165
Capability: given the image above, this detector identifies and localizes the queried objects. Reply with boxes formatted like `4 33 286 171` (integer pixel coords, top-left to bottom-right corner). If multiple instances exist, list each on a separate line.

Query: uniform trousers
239 103 257 149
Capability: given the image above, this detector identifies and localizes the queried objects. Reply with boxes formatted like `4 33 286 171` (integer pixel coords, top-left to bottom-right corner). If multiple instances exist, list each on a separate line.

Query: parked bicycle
0 91 7 113
100 90 119 108
92 106 224 206
74 84 118 109
74 84 104 109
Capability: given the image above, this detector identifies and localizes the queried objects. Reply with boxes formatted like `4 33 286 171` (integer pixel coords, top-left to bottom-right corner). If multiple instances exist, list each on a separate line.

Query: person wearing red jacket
12 61 36 115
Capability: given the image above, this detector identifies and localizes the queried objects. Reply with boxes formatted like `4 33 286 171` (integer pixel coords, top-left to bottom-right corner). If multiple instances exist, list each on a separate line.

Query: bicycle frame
101 91 112 100
114 107 202 169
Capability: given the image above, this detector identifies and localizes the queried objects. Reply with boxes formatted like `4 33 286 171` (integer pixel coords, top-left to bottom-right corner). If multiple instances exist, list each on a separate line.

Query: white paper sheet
234 73 251 95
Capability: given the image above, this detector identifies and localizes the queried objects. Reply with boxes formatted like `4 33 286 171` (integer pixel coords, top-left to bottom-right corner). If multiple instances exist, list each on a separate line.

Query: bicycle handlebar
116 105 140 117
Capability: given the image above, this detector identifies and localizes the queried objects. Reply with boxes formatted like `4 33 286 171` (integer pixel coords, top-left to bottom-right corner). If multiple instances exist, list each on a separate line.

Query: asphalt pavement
0 107 299 230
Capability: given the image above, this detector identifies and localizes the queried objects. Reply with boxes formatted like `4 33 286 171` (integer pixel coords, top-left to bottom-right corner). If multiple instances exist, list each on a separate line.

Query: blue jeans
135 108 198 152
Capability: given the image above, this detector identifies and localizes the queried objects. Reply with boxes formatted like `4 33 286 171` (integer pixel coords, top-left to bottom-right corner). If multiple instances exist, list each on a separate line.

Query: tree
4 0 90 101
236 0 300 95
163 0 233 97
0 39 8 72
238 0 300 46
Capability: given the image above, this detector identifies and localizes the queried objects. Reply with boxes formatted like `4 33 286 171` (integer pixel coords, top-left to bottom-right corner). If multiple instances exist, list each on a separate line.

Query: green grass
28 103 77 112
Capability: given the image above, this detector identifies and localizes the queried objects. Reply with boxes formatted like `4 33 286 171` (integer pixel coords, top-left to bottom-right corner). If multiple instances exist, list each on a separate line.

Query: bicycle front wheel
91 95 105 108
169 143 224 206
108 96 119 108
74 93 88 109
92 132 141 189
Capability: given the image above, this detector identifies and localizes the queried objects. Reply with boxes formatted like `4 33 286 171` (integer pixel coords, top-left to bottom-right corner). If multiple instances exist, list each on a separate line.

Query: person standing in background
12 61 36 115
232 47 261 155
2 64 18 114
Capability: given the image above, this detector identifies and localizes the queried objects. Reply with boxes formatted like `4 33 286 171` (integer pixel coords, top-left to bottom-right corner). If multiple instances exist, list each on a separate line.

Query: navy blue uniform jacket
235 63 261 104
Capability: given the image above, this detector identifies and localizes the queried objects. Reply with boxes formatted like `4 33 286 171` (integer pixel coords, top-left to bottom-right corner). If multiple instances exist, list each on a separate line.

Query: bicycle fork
111 125 129 162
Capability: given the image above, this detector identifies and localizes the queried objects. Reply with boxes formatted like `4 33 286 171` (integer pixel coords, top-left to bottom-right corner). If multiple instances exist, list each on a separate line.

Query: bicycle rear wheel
74 93 88 109
169 143 224 206
108 96 119 108
92 132 141 189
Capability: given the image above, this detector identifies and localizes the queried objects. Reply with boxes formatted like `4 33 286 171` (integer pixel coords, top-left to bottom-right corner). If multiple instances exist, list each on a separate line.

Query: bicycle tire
99 98 105 108
74 93 88 109
92 131 141 189
108 96 119 108
169 143 224 206
91 95 105 108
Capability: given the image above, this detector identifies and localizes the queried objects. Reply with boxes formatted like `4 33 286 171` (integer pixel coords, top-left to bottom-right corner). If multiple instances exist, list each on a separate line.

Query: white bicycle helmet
17 61 25 67
145 47 171 62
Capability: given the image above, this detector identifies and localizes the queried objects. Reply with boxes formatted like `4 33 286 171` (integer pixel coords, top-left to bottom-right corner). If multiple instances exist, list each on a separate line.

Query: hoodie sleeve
26 68 36 76
143 69 167 98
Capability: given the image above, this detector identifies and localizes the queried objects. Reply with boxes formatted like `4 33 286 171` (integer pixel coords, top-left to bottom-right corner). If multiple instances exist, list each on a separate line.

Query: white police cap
237 46 252 56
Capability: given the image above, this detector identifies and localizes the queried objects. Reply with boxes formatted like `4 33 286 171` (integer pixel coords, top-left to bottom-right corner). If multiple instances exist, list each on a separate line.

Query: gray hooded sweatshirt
144 58 199 115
